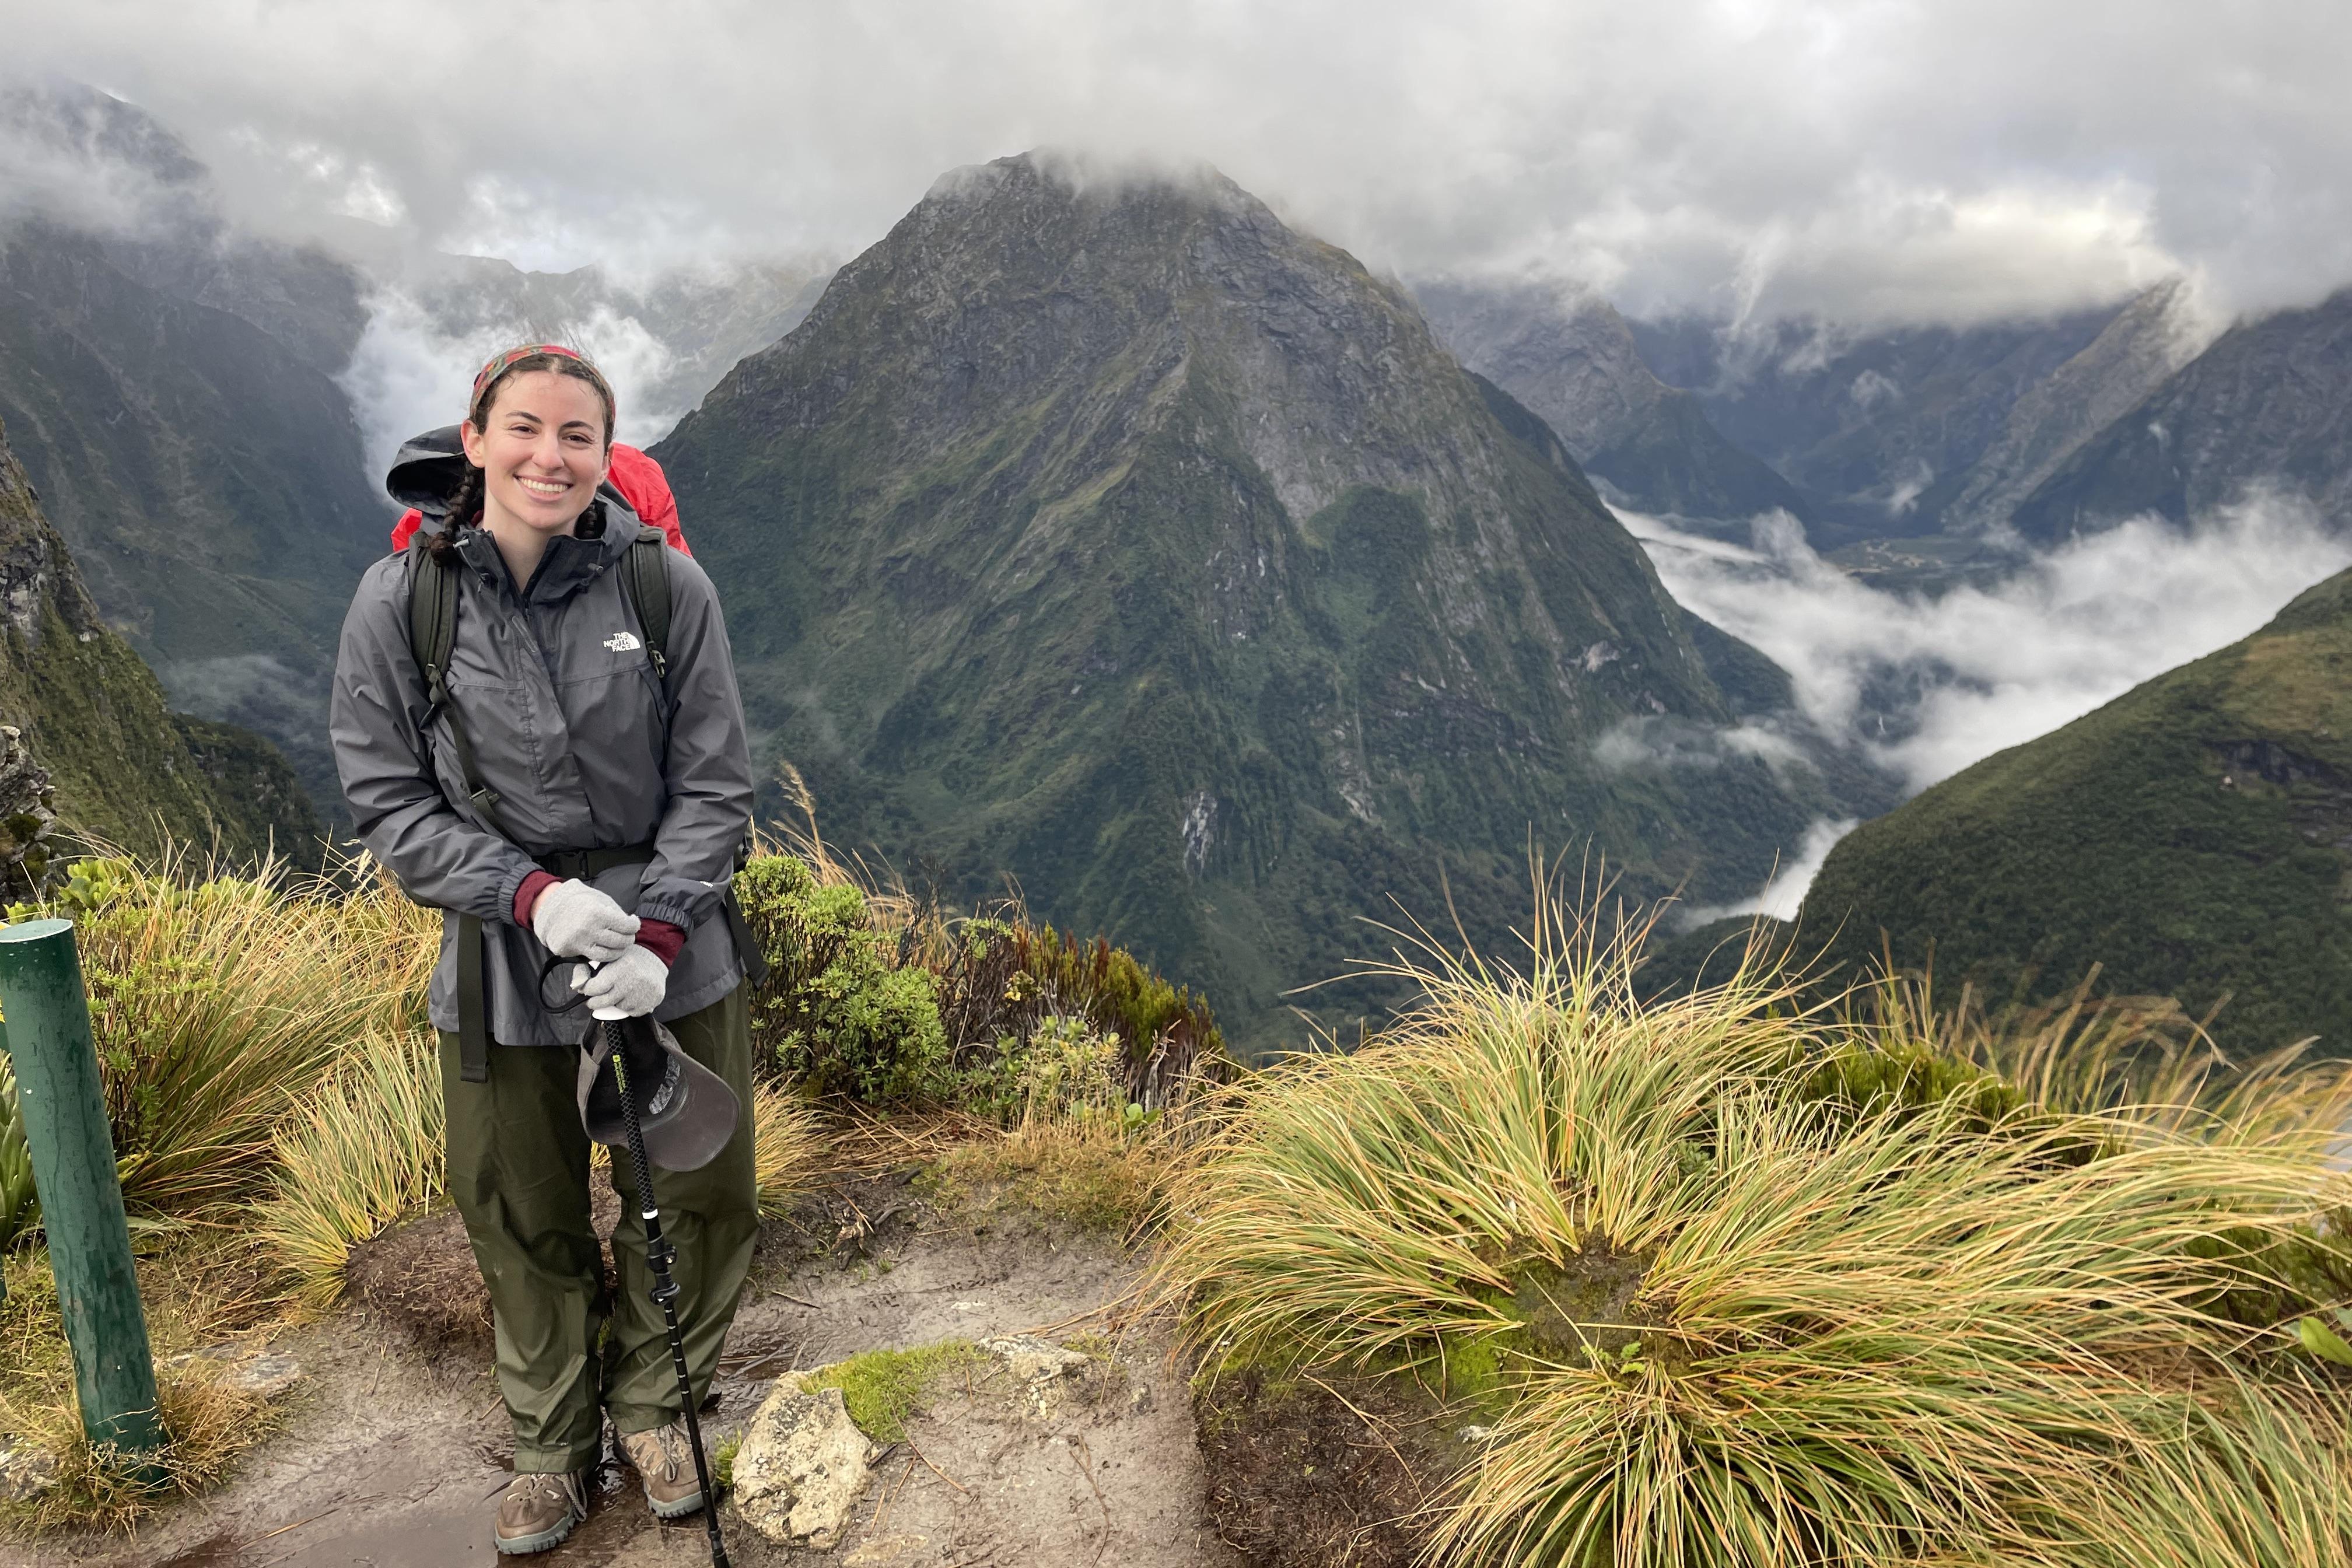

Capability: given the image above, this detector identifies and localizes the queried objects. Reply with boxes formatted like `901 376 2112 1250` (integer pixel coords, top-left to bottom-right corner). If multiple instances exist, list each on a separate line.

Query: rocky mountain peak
663 155 1869 1046
754 148 1505 528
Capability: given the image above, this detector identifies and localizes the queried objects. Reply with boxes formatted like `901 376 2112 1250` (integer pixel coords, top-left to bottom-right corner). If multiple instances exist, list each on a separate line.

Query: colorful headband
473 342 589 398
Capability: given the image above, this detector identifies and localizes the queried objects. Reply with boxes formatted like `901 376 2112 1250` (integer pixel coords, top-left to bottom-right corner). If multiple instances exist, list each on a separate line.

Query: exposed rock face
1629 304 2124 543
2010 288 2352 542
732 1378 876 1549
1416 276 1813 527
659 151 1866 1048
1801 564 2352 1049
0 726 57 900
1930 281 2215 533
0 412 318 863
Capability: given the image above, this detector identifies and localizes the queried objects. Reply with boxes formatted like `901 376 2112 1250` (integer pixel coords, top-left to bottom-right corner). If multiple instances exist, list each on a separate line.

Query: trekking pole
605 1015 730 1567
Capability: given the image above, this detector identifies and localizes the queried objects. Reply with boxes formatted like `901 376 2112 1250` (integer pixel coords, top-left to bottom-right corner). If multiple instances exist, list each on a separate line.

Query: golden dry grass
1158 890 2352 1567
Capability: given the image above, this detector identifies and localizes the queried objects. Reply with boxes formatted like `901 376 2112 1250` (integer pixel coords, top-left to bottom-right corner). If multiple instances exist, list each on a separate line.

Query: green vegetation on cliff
0 412 320 867
0 221 386 814
1802 562 2352 1049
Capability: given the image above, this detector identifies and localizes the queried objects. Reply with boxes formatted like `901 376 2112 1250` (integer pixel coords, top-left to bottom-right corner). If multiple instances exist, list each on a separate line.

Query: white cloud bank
1630 496 2352 916
8 2 2352 326
340 290 682 482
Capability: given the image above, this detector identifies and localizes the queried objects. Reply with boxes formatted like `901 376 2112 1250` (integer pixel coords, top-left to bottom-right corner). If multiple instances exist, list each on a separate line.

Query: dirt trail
11 1176 1240 1568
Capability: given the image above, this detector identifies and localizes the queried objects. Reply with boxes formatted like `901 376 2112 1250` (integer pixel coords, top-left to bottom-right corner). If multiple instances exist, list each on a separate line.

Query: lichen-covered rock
229 1351 302 1399
0 1436 58 1501
732 1378 876 1549
979 1333 1099 1418
979 1333 1089 1385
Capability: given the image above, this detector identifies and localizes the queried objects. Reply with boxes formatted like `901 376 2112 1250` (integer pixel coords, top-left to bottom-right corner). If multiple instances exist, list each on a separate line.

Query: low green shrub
736 850 1230 1112
738 855 949 1102
931 918 1226 1107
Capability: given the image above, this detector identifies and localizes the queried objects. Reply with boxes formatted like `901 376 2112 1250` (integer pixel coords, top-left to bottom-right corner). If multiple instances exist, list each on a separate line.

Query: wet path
23 1190 1226 1567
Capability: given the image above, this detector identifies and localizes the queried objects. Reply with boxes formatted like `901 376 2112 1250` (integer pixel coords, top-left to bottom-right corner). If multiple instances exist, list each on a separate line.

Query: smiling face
459 369 612 539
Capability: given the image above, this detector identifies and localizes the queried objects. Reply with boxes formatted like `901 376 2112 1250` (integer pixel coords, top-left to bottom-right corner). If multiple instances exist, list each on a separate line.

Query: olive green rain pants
438 985 759 1475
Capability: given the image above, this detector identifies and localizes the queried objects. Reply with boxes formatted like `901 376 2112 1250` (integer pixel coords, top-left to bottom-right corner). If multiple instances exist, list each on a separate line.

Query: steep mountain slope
1926 281 2212 533
2010 288 2352 542
0 220 388 810
0 411 320 867
1415 278 1811 529
1800 565 2352 1049
657 153 1864 1048
1630 306 2123 543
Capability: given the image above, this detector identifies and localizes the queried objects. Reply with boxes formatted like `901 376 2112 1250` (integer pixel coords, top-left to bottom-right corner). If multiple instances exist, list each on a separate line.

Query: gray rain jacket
330 457 755 1048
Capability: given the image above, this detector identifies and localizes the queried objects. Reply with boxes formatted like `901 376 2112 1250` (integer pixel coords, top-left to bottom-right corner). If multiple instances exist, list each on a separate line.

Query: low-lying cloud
342 290 681 482
1630 496 2352 799
1593 716 1814 779
1678 816 1859 926
1626 495 2352 921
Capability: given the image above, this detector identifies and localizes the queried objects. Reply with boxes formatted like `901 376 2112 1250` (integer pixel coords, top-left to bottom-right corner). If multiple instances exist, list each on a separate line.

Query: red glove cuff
635 919 687 967
515 873 678 967
513 870 561 926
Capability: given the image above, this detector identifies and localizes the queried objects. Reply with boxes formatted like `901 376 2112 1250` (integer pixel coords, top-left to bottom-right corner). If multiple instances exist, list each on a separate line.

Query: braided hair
427 346 618 564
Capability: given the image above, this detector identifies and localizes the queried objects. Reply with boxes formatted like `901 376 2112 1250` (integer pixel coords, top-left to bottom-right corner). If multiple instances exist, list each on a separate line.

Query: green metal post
0 918 163 1455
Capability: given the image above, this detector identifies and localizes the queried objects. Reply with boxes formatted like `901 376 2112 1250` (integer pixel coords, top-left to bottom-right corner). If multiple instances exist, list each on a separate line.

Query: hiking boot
494 1469 589 1555
618 1420 707 1517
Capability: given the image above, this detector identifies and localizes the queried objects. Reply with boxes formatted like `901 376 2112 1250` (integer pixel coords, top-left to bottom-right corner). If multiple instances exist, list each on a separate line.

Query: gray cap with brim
576 1014 740 1172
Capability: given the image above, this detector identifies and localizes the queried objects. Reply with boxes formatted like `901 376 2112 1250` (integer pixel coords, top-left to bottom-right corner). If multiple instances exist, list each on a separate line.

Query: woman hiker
330 345 760 1554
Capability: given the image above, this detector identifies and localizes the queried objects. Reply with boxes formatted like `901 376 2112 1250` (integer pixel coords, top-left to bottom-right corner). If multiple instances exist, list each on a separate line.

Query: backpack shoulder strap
401 540 499 1085
608 527 771 987
405 540 459 718
402 541 508 834
618 529 673 682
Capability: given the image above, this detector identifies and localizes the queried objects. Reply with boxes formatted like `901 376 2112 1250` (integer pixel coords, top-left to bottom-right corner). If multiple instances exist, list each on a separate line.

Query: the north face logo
604 631 643 652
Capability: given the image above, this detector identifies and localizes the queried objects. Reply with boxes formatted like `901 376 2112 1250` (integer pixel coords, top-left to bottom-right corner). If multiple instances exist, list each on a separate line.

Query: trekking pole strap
457 915 490 1082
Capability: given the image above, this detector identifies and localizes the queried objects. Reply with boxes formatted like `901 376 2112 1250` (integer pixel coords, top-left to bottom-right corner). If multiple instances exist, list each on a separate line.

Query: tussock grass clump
254 1028 446 1308
6 848 435 1219
1160 901 2352 1567
0 1245 281 1535
9 1362 273 1535
258 1042 822 1303
752 1083 825 1219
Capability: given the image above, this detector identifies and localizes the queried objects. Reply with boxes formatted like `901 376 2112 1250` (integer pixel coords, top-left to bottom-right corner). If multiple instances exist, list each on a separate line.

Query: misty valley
4 61 2352 1568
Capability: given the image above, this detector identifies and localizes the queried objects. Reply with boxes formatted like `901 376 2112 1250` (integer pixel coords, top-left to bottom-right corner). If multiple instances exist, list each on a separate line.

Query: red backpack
388 442 691 555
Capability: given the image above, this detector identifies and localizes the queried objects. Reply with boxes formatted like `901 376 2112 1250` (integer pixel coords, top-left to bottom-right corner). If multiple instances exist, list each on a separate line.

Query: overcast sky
7 1 2350 326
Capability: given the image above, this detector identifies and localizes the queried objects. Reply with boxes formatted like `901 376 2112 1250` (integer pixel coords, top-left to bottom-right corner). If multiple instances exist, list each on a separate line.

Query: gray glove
531 878 639 962
573 945 668 1019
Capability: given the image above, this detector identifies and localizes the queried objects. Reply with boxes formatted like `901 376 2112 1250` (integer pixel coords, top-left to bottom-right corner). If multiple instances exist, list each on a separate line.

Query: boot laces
509 1469 587 1511
631 1422 689 1480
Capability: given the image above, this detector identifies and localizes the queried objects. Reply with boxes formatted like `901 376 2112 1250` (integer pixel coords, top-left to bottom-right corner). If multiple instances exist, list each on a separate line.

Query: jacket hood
385 425 635 533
